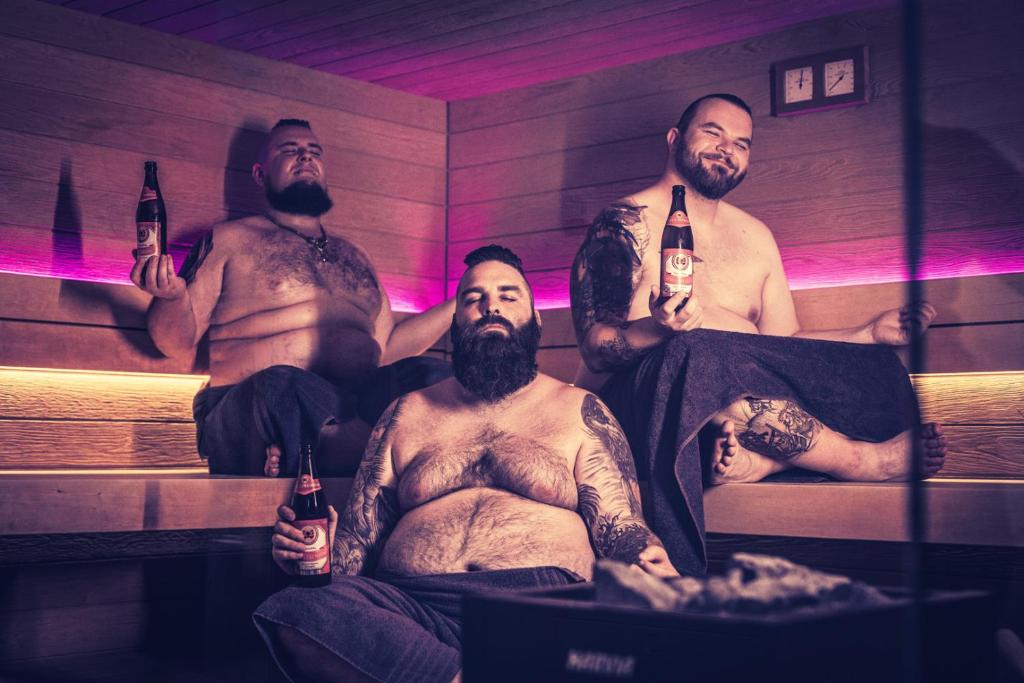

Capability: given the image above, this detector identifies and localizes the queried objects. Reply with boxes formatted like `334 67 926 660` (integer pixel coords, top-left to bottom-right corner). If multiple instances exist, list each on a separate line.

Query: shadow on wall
50 157 83 277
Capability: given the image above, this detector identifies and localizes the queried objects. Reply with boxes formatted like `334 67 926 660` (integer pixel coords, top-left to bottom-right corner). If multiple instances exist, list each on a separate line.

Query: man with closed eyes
254 244 676 683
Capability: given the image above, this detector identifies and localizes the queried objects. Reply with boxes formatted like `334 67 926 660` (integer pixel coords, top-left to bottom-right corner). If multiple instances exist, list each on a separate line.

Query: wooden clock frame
770 45 869 117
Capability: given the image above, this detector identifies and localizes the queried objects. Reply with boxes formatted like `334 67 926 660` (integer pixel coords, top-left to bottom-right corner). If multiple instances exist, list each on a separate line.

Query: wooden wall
446 0 1024 376
0 0 447 327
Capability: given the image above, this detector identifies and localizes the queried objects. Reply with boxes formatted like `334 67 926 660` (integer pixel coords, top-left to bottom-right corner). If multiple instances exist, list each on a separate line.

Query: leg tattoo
736 398 822 462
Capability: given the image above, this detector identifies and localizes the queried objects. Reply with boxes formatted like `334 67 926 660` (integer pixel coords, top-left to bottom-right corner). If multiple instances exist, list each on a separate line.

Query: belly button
466 563 482 572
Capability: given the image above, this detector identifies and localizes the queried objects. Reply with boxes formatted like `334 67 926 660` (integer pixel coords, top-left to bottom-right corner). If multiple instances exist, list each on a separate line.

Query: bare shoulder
205 215 272 247
716 201 778 247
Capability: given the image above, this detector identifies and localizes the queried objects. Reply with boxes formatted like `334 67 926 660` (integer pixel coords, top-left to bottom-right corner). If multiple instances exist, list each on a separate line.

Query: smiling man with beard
569 94 946 572
130 119 454 476
255 244 677 683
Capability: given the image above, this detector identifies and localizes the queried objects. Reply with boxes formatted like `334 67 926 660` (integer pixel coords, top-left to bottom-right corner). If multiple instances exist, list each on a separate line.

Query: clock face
784 67 814 103
825 58 855 96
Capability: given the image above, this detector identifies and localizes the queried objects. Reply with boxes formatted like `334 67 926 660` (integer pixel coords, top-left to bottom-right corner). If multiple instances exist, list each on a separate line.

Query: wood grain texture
936 426 1024 480
0 34 445 169
0 602 145 661
0 420 203 469
0 129 446 242
915 372 1024 425
703 480 1024 547
0 475 353 534
0 367 204 421
0 0 446 130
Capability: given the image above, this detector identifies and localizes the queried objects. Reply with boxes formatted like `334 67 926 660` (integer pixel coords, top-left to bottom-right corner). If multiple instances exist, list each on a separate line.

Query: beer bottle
291 444 331 587
135 161 167 277
659 185 695 308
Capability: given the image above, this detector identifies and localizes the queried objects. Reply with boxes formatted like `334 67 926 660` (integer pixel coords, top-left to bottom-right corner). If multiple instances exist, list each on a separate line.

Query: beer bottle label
666 210 690 228
294 474 322 496
661 248 694 299
297 518 330 575
136 221 160 258
139 187 158 202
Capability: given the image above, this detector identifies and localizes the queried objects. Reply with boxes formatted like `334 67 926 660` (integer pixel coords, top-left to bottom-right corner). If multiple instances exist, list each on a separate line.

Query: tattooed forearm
577 395 662 564
580 395 642 513
736 398 822 462
594 514 660 565
571 204 651 372
332 398 403 576
178 232 213 284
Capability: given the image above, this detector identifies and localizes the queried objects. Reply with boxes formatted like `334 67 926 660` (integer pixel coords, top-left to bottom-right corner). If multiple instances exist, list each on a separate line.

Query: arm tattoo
177 232 213 284
577 394 660 564
570 204 650 372
332 398 403 576
736 398 822 462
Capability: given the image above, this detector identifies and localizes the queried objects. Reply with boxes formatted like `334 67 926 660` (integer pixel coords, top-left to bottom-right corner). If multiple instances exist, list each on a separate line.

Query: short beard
450 313 541 403
265 181 334 217
674 144 747 200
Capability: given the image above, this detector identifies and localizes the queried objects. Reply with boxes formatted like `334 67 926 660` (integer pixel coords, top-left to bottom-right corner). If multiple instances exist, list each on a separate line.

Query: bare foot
705 420 787 485
842 422 947 481
264 444 281 477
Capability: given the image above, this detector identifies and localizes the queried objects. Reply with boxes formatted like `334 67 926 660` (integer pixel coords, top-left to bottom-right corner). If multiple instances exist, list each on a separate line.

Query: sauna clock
771 45 868 116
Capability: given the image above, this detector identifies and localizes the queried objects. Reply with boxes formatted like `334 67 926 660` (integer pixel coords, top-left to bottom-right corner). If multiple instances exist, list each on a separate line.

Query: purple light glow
446 226 1024 310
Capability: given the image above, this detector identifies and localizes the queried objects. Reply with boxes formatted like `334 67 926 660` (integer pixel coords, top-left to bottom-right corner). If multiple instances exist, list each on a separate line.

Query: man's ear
252 162 265 187
534 308 543 328
666 127 680 152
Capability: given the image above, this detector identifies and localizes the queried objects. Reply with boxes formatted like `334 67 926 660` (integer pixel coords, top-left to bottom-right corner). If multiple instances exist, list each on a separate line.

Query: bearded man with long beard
570 94 947 575
130 119 454 476
256 244 678 683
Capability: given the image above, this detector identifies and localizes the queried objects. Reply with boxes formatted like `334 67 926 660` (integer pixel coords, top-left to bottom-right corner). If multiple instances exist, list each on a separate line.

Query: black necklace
271 219 338 263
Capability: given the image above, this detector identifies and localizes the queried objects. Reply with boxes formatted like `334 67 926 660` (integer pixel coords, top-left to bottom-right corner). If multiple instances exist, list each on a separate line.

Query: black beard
265 181 334 217
450 313 541 403
674 145 747 200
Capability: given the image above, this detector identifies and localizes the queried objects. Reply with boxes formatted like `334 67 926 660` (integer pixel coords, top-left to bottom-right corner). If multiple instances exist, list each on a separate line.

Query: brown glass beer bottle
659 184 695 308
291 444 331 587
135 161 168 278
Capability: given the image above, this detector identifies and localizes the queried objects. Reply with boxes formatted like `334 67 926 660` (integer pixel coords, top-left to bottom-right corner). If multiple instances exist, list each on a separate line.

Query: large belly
207 301 380 386
378 488 595 579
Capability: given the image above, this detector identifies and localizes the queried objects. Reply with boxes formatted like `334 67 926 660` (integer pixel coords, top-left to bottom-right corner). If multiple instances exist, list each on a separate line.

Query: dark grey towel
600 329 918 577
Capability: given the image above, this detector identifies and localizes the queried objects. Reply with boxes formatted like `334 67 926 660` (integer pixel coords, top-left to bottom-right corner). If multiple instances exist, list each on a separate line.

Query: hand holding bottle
271 503 339 576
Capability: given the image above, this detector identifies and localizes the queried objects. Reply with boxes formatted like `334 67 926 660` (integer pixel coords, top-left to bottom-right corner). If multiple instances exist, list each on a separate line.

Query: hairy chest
246 231 382 310
395 423 579 512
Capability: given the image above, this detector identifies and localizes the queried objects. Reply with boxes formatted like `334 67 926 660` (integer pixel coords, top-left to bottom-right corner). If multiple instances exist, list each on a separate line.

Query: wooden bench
1 270 1022 668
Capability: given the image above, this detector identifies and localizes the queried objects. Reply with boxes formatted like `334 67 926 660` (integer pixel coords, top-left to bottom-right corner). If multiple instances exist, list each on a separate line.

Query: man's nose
716 140 734 156
297 148 313 162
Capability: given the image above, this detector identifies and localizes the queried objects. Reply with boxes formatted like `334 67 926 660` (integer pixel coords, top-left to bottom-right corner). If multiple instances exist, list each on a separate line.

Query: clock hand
828 73 846 93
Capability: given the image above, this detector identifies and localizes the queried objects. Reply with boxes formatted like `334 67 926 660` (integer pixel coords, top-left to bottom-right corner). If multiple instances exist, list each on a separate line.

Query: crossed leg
705 397 947 484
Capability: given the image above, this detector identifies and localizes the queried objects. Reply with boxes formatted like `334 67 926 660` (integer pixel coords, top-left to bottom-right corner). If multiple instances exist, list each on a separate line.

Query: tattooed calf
736 397 822 462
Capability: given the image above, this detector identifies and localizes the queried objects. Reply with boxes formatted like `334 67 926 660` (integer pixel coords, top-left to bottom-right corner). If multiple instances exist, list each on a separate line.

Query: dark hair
463 244 527 278
675 94 752 134
272 118 312 131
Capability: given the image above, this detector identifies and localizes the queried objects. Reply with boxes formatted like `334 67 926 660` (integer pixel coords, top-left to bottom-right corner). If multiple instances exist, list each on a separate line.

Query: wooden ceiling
43 0 892 100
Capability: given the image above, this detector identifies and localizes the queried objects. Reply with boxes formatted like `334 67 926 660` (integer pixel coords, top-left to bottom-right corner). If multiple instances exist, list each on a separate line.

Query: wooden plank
145 0 283 34
0 33 446 169
448 23 1021 168
321 0 714 76
0 475 353 534
379 0 892 98
703 479 1024 547
0 209 445 285
937 425 1024 480
0 420 203 469
0 320 201 374
537 346 581 384
792 274 1024 330
917 323 1024 374
0 128 446 243
448 0 1021 132
0 562 148 614
915 372 1024 425
0 602 145 661
0 272 151 328
0 0 446 131
448 81 1022 208
0 82 446 206
488 225 1024 311
288 0 579 70
0 366 204 422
